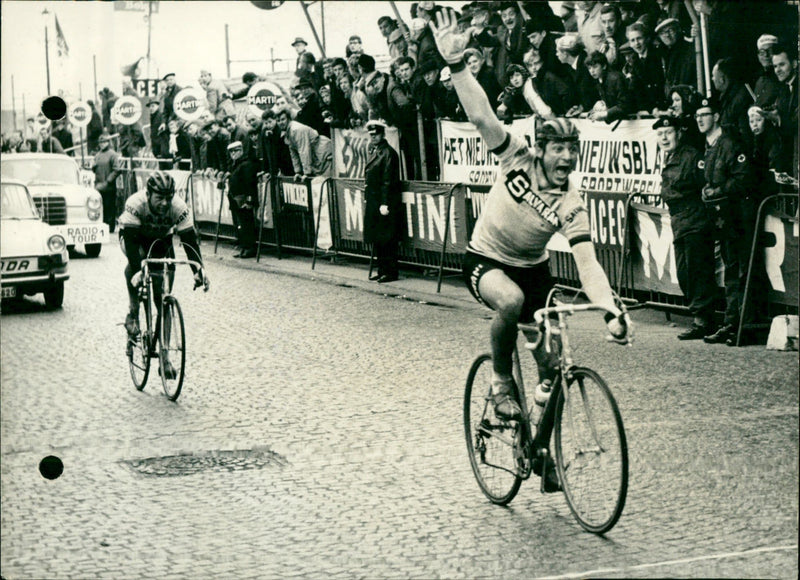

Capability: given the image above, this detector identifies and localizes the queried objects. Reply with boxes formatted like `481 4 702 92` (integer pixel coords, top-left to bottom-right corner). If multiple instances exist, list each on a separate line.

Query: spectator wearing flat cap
364 119 402 284
652 115 717 340
433 66 467 122
655 17 696 94
695 96 757 345
363 69 395 128
226 140 260 258
159 73 181 127
292 37 311 71
753 34 782 109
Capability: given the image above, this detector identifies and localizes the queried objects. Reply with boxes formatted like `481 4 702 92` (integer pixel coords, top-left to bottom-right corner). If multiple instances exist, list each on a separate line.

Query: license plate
1 286 16 298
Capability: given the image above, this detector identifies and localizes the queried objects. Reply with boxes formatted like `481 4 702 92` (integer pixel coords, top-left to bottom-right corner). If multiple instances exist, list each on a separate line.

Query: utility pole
43 9 51 95
225 24 231 78
146 1 153 61
93 54 98 103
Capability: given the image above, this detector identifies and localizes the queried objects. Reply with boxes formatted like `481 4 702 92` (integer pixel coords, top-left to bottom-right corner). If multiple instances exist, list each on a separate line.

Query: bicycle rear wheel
159 296 186 401
464 354 522 505
128 300 151 391
554 367 628 534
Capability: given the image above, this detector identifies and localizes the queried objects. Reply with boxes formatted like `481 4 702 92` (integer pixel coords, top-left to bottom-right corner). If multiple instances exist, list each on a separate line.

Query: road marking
535 545 798 579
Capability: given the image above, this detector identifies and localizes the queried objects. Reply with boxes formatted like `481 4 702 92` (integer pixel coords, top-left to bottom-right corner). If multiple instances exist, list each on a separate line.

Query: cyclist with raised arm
120 171 210 377
431 10 630 449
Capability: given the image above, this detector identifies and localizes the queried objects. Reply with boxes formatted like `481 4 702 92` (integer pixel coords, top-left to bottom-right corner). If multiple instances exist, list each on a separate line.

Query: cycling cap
146 171 176 195
536 118 580 143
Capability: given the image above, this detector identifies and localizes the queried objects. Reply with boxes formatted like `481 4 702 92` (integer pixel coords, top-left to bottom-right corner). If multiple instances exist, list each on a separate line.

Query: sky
0 0 472 121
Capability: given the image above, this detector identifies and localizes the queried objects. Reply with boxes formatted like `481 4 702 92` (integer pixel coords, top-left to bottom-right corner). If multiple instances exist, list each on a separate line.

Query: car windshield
1 183 40 219
0 157 79 186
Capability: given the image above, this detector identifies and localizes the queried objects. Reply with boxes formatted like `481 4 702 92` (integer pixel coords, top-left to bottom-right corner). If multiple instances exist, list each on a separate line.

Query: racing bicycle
127 257 202 401
464 289 632 534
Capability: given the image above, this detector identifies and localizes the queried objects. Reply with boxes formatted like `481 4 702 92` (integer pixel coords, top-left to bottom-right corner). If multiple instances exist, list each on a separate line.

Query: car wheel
84 243 102 258
44 282 64 309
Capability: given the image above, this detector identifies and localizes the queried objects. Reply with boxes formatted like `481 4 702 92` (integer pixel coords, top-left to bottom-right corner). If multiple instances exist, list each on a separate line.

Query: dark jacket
363 139 402 245
205 131 231 172
494 22 529 86
227 157 260 207
660 142 712 239
260 126 295 176
476 66 503 110
597 68 634 122
531 71 575 116
297 93 330 138
661 39 696 94
628 49 667 112
718 82 754 145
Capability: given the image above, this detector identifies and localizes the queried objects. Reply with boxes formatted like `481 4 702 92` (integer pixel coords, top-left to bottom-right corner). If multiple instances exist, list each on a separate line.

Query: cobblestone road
1 240 797 579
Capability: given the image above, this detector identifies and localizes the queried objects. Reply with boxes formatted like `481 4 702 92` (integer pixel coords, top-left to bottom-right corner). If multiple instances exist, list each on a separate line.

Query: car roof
1 153 75 162
0 178 29 188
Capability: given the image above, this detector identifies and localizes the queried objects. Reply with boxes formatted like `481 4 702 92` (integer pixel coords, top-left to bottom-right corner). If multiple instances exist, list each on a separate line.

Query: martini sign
68 101 91 128
247 81 282 117
173 87 206 122
114 95 142 126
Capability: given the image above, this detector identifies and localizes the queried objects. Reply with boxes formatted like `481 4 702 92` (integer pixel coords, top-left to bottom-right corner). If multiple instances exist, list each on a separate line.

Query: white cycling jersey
118 191 194 239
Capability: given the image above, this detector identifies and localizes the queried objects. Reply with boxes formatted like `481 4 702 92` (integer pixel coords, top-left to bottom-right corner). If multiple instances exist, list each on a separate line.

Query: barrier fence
99 116 798 327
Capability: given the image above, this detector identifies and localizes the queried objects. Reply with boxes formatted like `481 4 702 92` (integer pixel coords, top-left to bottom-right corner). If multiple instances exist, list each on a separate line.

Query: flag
55 15 69 58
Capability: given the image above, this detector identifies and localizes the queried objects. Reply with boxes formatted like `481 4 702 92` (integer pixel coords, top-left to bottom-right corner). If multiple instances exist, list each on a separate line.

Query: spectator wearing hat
463 47 502 109
712 58 754 146
51 119 74 156
87 100 104 154
652 0 692 38
524 19 560 77
655 17 695 93
295 81 329 138
625 21 668 115
364 119 402 284
292 37 310 71
522 48 575 118
275 109 332 179
92 132 122 233
159 73 181 127
695 96 757 345
413 58 443 180
652 115 717 340
146 99 168 163
493 2 530 87
559 1 578 32
346 35 364 58
202 119 231 175
497 63 532 121
226 141 260 259
364 69 395 128
585 51 634 123
555 34 599 115
434 66 467 122
771 43 798 176
753 34 782 109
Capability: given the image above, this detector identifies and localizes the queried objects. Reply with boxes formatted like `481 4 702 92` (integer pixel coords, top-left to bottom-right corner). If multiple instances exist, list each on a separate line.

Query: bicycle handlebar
531 302 625 324
141 258 203 271
519 300 633 350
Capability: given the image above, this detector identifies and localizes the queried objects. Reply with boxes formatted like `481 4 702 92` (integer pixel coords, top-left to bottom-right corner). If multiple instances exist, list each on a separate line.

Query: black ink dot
39 455 63 480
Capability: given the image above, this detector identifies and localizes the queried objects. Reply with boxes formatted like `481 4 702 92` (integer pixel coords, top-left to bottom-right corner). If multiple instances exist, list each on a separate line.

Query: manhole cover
121 447 289 477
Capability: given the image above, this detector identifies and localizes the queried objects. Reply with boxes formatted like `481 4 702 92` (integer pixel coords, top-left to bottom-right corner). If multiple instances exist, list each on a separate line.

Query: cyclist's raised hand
605 312 633 345
131 271 143 289
193 270 211 292
429 8 474 64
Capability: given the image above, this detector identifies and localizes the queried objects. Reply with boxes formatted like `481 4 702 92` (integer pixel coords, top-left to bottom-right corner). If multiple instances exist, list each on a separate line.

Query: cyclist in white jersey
119 171 210 375
431 10 630 423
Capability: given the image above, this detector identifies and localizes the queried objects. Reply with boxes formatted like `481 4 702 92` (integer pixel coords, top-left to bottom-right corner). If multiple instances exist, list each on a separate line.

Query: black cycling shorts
461 250 554 323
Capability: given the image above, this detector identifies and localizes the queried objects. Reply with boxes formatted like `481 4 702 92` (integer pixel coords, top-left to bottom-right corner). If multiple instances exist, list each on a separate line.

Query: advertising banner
628 202 681 294
333 179 466 252
257 174 274 229
763 207 799 306
332 127 401 179
570 118 664 205
192 174 232 225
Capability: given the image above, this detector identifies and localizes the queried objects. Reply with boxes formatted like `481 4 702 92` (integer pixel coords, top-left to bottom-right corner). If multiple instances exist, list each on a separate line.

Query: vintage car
1 179 69 309
0 153 108 257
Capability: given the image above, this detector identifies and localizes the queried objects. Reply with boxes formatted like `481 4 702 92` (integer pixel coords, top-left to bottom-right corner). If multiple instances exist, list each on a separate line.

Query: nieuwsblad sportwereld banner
438 117 536 185
332 127 402 179
333 179 468 252
571 118 663 205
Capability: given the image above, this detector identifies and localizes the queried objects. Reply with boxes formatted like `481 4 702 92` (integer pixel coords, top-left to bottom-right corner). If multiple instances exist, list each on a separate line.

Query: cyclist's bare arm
430 10 505 149
572 241 629 340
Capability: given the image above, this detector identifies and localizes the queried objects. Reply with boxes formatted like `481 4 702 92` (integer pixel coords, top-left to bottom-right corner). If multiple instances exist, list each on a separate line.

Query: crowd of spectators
2 0 797 181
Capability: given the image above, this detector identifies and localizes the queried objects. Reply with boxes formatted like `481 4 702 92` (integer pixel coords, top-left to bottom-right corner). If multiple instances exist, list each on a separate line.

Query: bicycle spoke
555 368 628 534
464 354 522 505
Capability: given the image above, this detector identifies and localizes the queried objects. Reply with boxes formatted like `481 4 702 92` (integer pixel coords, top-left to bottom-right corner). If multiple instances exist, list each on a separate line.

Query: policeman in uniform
695 96 756 345
653 116 718 339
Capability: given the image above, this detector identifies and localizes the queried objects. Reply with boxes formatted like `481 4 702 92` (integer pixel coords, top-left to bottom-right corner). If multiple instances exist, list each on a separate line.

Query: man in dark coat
226 141 260 258
363 119 402 283
146 100 168 163
159 73 181 126
653 116 717 340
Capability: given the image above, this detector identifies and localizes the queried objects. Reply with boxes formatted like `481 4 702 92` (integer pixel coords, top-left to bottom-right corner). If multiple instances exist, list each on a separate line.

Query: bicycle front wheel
554 367 628 534
128 300 151 391
159 296 186 401
464 354 522 505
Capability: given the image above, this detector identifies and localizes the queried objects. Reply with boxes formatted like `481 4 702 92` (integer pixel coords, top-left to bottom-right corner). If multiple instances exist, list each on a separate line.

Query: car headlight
87 193 102 211
48 234 67 253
